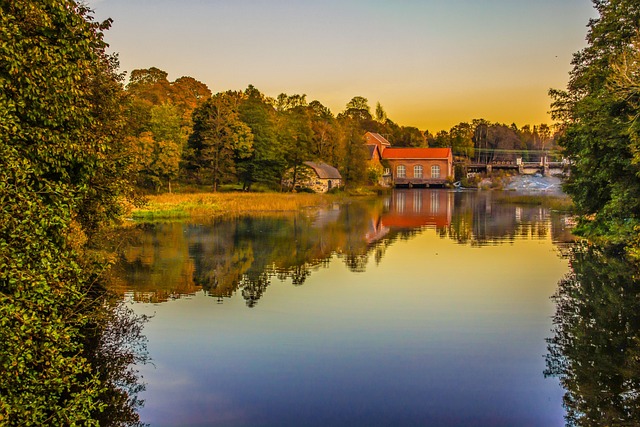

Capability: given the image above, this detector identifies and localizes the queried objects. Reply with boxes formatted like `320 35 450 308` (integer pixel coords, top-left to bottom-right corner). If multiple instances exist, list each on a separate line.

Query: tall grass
130 192 338 221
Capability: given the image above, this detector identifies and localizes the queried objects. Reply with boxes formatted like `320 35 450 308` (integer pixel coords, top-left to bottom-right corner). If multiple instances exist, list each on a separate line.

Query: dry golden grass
131 192 339 220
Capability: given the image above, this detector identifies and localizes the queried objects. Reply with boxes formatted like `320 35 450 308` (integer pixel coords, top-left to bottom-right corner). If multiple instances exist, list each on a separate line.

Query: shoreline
128 191 345 221
129 184 572 222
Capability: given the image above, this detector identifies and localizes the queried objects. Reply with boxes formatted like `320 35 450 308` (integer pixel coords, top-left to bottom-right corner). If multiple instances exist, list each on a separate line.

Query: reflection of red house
381 190 453 229
383 148 453 187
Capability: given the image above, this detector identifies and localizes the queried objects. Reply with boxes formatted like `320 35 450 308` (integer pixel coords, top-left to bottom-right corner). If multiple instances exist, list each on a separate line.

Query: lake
111 189 577 427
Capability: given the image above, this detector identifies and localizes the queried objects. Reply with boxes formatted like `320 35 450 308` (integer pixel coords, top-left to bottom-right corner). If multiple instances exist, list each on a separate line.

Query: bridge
461 158 566 176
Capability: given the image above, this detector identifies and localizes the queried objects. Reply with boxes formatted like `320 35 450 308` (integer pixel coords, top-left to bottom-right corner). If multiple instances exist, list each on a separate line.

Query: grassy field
129 192 342 221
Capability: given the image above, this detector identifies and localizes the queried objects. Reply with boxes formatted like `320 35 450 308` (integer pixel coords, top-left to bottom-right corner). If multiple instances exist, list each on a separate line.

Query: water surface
112 190 575 426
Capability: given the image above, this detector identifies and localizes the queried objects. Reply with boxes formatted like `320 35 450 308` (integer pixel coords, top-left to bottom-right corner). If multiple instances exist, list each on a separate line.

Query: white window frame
431 165 440 178
397 165 406 178
414 165 423 178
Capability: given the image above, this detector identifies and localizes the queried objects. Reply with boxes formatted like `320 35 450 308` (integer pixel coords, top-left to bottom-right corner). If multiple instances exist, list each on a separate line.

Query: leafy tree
0 1 145 425
126 67 172 105
375 101 388 123
170 76 212 122
308 100 341 165
276 99 314 190
340 121 368 186
188 92 253 191
394 126 426 148
550 0 640 248
430 130 451 148
338 96 374 125
237 85 283 190
275 92 308 111
449 122 475 159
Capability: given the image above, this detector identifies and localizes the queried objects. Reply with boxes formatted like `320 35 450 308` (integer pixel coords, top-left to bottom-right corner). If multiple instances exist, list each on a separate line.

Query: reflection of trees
444 192 572 246
545 244 640 426
186 204 382 306
111 192 575 307
88 302 149 427
109 223 201 302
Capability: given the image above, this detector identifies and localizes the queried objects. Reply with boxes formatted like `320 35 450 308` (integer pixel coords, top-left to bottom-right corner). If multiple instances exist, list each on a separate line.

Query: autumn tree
188 92 253 191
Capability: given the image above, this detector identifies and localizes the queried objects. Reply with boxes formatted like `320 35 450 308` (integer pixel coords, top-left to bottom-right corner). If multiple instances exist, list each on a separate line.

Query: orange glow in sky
88 0 596 132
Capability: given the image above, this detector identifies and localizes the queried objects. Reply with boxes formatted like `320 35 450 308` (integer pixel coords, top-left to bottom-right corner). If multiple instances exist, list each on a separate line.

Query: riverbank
129 192 344 221
129 178 572 221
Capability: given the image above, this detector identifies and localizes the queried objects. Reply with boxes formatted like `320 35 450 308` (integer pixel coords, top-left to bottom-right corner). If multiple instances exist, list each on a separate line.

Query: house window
431 165 440 178
397 165 406 178
414 165 423 178
383 168 390 176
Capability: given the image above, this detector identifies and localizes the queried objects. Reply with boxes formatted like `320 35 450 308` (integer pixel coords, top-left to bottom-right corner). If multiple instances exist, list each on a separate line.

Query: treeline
123 67 558 192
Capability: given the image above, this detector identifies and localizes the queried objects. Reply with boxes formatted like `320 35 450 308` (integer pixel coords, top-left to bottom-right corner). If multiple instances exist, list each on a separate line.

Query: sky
86 0 597 132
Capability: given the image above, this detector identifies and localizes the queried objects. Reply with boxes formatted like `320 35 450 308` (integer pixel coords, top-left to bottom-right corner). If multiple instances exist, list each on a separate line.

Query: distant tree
188 92 253 191
449 122 475 159
237 85 283 190
340 121 368 186
308 100 341 165
275 92 308 111
395 126 426 148
375 101 388 122
430 130 450 148
277 103 314 190
171 76 212 119
126 67 172 105
338 96 373 123
472 119 490 163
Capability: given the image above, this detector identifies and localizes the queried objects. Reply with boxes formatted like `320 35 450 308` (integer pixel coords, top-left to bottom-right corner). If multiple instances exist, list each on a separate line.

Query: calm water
112 190 577 427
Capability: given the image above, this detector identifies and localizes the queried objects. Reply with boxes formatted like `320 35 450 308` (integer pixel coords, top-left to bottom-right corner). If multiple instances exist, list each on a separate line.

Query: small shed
296 161 342 193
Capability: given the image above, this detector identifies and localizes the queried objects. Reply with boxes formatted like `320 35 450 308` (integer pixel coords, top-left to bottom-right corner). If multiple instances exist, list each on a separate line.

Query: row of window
396 165 440 179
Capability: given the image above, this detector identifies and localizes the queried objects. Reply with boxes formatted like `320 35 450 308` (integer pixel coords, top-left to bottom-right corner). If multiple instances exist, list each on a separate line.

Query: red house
382 147 453 187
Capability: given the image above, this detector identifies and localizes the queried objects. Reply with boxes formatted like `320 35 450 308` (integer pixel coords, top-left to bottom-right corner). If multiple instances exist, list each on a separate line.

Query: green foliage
237 85 284 190
550 0 640 252
0 1 145 425
188 92 254 191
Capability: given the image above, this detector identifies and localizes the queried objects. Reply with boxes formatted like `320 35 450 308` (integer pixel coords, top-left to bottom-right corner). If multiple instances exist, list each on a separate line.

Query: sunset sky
87 0 597 132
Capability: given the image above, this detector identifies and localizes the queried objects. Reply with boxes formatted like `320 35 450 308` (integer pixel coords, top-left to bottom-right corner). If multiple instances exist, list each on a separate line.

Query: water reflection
112 190 574 305
545 244 640 426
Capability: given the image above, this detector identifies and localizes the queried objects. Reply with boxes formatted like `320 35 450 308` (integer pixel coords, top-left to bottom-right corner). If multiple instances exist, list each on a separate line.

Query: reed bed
130 192 338 221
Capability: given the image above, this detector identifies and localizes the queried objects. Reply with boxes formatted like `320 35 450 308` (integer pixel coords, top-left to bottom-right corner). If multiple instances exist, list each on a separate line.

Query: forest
123 66 558 193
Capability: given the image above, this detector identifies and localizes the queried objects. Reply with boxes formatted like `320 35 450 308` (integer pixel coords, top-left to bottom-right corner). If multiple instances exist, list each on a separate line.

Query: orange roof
382 147 452 160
